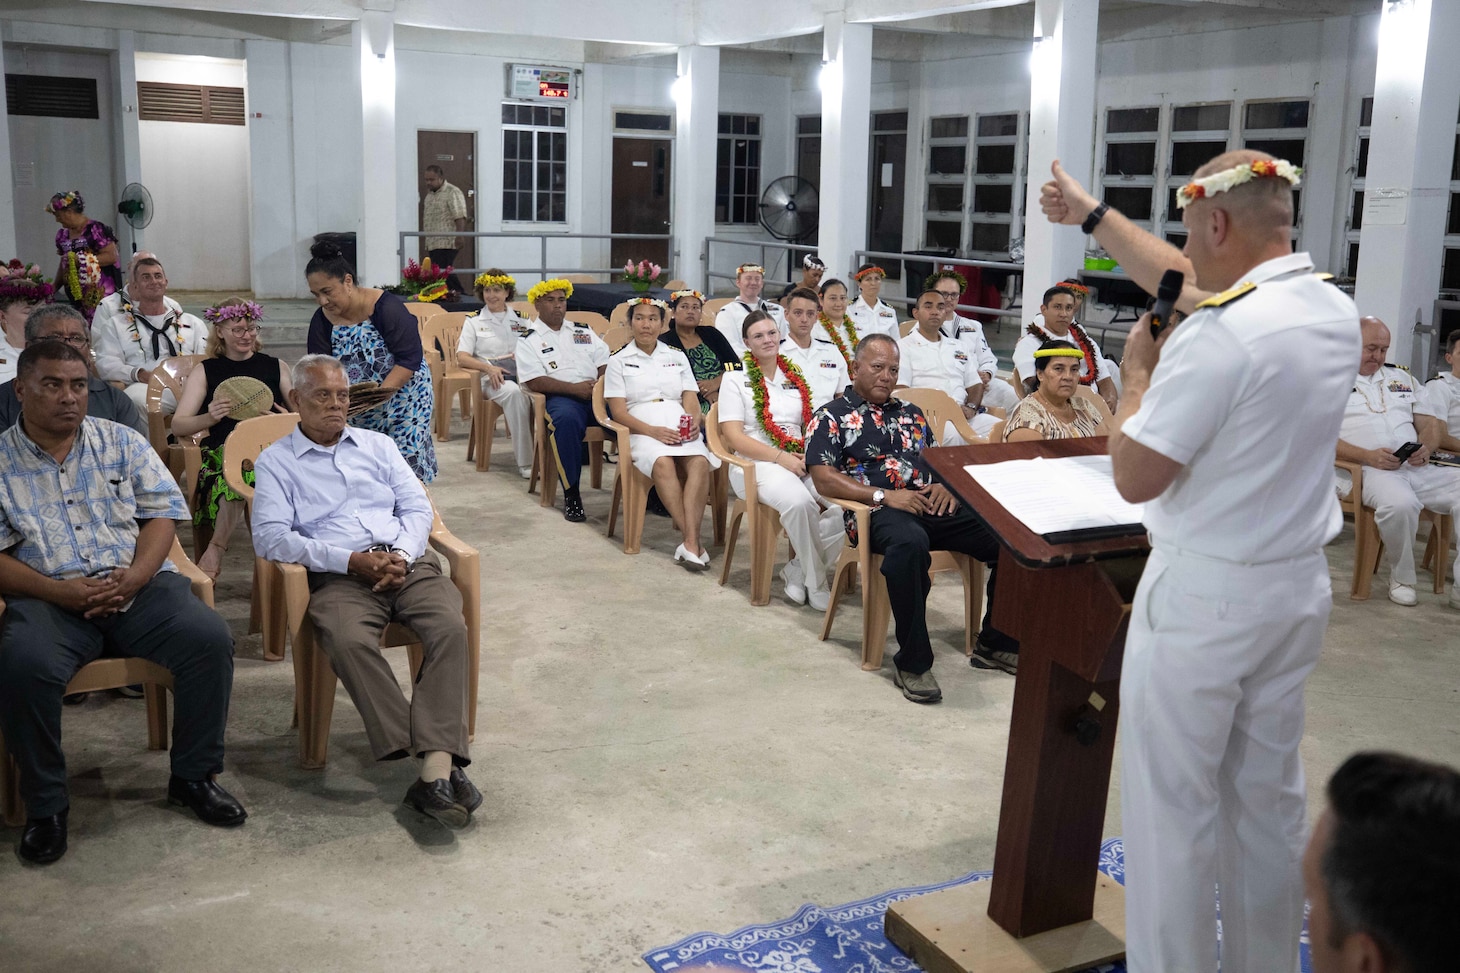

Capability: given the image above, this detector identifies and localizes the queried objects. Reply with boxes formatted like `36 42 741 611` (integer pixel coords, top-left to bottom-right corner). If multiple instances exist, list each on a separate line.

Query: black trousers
867 504 1016 675
0 571 235 818
427 248 465 294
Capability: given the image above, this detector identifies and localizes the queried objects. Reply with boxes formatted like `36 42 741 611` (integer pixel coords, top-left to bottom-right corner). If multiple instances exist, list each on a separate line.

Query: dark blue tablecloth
567 283 672 316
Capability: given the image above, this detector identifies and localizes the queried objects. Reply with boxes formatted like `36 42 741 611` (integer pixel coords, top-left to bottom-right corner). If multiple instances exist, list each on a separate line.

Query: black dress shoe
167 776 248 827
18 808 68 865
403 777 469 829
562 489 586 523
449 766 482 814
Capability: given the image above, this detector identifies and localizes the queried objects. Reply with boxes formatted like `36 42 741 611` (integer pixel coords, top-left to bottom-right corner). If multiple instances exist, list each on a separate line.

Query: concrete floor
1 307 1455 972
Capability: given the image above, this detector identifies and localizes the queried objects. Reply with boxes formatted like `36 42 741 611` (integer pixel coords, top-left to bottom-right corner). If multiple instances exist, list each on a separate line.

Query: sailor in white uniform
714 264 787 356
897 290 998 442
1422 329 1460 448
926 271 1018 412
846 264 901 338
1336 316 1460 608
456 271 535 477
1012 284 1117 412
778 287 849 410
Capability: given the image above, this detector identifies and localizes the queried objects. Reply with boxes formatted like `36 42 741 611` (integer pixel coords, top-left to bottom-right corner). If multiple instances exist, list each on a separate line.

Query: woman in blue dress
304 240 437 481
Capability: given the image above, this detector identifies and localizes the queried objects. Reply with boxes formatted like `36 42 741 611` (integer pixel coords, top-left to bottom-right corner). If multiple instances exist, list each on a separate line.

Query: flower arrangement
742 351 813 454
527 278 575 304
62 251 104 318
382 257 452 302
1176 158 1301 209
0 260 55 304
623 259 663 294
204 300 265 325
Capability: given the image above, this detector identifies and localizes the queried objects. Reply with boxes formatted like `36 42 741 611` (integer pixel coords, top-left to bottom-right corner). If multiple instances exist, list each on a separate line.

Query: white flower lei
1175 159 1302 209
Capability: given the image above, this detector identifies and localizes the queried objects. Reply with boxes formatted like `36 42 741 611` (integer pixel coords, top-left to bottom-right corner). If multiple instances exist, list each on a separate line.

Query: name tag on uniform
573 333 592 345
781 380 797 390
540 345 556 354
624 361 641 369
953 352 968 362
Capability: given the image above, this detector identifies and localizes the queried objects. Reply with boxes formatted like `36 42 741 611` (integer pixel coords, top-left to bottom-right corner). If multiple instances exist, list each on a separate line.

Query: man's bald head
1359 316 1390 377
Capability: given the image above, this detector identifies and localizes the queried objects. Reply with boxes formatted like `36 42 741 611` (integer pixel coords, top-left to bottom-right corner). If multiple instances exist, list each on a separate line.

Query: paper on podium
963 453 1146 541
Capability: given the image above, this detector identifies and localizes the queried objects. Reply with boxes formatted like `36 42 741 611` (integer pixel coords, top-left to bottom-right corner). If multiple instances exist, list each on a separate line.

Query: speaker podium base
885 874 1125 973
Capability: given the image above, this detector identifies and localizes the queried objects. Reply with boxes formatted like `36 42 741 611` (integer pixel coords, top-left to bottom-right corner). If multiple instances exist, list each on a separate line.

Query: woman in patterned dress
48 190 122 315
1002 340 1107 442
659 288 740 414
303 240 437 481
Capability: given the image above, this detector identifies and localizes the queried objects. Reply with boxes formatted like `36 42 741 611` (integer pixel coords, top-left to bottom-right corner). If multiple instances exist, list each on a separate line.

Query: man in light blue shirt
252 354 478 829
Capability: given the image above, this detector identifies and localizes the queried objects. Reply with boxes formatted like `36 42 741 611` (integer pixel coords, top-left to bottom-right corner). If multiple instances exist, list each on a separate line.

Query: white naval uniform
1338 365 1460 588
714 299 788 357
0 334 22 386
515 320 609 386
1012 320 1111 394
1423 370 1460 439
940 313 1018 410
457 308 535 475
847 296 900 339
896 329 998 442
812 315 858 364
779 336 850 411
719 366 844 594
90 292 210 411
604 340 719 478
1116 253 1360 973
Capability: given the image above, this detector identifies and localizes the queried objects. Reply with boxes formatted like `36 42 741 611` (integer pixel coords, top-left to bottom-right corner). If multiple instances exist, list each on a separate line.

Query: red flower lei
817 312 858 367
742 352 813 453
1027 321 1097 386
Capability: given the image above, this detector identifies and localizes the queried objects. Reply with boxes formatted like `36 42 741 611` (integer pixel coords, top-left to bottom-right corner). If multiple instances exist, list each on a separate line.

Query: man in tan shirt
422 165 468 294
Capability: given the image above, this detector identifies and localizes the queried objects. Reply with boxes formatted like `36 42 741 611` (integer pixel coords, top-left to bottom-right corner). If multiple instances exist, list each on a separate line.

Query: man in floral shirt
806 333 1019 704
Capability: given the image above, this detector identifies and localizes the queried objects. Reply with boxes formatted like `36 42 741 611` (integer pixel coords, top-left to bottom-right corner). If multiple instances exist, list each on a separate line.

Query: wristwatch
871 489 886 506
1081 201 1110 235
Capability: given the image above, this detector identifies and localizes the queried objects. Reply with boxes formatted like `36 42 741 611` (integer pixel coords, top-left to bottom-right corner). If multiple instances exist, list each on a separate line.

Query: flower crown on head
735 264 765 276
853 266 886 282
46 190 83 214
928 269 967 291
1057 280 1090 296
204 300 265 325
1176 159 1301 209
474 272 516 290
802 254 825 269
0 260 56 303
527 278 574 303
670 289 705 304
625 297 669 311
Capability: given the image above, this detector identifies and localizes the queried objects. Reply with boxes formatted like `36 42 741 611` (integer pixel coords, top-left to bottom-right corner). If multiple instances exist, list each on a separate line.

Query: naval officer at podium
1041 151 1359 973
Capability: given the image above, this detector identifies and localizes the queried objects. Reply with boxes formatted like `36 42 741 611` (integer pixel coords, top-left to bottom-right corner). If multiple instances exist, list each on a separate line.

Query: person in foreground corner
250 355 479 829
1041 150 1359 972
0 342 244 866
806 333 1020 702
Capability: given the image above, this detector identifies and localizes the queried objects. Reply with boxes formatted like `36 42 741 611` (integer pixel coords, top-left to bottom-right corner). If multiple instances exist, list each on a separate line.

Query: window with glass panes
1443 104 1460 295
502 103 567 223
1163 102 1232 248
1242 99 1309 242
1343 97 1373 277
716 114 761 224
924 115 968 250
1100 107 1161 229
970 112 1022 258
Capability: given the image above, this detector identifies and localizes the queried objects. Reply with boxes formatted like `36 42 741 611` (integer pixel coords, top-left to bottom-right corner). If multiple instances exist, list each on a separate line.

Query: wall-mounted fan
116 182 154 253
758 176 819 242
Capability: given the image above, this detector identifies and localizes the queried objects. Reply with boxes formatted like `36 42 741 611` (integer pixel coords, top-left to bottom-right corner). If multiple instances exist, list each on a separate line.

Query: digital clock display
510 65 574 102
538 77 570 99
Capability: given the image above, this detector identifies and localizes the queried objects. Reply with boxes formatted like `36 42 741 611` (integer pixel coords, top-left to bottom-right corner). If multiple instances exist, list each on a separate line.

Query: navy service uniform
515 320 609 491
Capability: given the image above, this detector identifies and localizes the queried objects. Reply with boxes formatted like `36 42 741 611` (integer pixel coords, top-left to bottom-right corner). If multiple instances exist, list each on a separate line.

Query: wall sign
509 65 574 103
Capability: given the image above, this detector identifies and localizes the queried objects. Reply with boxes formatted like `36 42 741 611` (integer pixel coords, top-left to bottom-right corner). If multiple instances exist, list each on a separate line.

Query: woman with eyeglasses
172 298 291 579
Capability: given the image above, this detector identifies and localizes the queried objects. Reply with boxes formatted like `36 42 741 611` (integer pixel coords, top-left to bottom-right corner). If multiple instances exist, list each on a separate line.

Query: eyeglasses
38 333 90 346
223 325 260 336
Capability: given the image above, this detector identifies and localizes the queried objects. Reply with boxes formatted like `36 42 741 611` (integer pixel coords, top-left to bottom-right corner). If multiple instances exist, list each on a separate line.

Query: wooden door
610 137 672 274
416 131 477 270
868 112 908 280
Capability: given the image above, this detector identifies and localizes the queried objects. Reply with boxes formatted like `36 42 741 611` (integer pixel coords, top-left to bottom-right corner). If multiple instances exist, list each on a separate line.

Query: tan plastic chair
1335 459 1452 600
898 387 986 446
562 274 598 284
223 412 302 663
665 279 688 291
707 403 786 605
275 504 480 769
405 302 445 324
510 300 536 320
608 302 632 328
1074 385 1115 425
594 378 654 554
146 355 207 499
419 312 476 441
465 385 506 473
987 418 1007 443
817 498 984 670
566 310 611 335
602 325 632 354
0 538 213 826
899 320 916 337
525 391 606 509
702 298 733 321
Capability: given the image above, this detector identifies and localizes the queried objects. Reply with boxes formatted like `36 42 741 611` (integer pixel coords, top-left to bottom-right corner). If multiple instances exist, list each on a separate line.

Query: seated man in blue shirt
0 304 148 436
252 354 478 829
0 341 243 866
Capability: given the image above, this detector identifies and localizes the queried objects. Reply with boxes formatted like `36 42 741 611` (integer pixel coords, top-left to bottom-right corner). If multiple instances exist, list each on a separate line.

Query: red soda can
678 413 694 442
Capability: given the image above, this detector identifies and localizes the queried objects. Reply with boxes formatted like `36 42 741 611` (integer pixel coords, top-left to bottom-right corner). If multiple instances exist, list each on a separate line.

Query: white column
672 45 721 291
113 30 145 254
0 42 16 257
1354 0 1460 369
1021 0 1098 302
354 11 398 288
245 39 298 298
819 16 873 279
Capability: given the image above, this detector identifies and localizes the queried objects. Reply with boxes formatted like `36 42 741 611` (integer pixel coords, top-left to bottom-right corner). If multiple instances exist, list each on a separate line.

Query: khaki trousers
306 554 471 764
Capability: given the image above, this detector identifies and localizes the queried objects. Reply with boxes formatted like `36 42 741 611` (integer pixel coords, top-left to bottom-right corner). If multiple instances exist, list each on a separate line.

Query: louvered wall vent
5 74 100 119
137 82 245 126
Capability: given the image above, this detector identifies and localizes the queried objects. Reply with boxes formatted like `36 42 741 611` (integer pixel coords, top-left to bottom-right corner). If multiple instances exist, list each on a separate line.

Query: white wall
3 45 118 270
287 40 363 294
135 53 250 290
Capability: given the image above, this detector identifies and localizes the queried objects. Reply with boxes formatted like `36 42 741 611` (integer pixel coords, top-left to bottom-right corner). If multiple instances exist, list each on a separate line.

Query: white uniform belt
1148 534 1326 573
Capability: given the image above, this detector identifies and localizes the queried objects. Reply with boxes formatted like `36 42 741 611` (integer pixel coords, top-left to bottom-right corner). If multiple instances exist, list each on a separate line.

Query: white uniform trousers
729 461 844 592
939 413 1000 446
1121 544 1331 973
1358 464 1460 587
125 381 176 414
481 376 534 475
982 377 1019 412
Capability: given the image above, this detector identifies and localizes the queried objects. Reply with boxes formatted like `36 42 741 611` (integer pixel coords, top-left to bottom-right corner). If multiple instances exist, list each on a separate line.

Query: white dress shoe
674 543 709 571
1388 581 1418 607
807 587 830 612
781 559 807 605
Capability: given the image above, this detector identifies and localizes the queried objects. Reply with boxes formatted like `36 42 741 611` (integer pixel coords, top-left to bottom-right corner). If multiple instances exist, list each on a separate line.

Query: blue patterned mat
644 838 1314 973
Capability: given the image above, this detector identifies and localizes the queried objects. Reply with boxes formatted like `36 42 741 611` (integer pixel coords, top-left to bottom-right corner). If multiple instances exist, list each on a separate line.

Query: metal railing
852 247 1023 319
396 230 674 281
702 237 811 295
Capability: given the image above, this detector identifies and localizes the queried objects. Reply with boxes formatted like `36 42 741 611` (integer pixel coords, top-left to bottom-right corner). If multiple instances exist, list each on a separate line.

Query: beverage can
678 413 693 442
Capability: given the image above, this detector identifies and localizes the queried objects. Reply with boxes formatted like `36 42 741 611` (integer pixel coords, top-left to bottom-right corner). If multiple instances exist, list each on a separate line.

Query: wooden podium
885 438 1149 973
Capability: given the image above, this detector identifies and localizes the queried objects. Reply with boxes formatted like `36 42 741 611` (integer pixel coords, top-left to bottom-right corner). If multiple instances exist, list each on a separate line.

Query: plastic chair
987 418 1007 443
593 379 654 555
706 403 785 606
702 298 733 321
510 300 536 319
1335 459 1452 600
274 505 480 769
146 355 207 497
608 302 632 328
0 537 213 826
1074 385 1115 425
405 302 445 324
223 412 302 662
818 498 984 670
899 320 916 337
465 387 507 473
525 391 606 509
665 279 688 291
419 312 475 441
602 325 632 354
897 387 986 446
563 274 598 284
566 310 612 335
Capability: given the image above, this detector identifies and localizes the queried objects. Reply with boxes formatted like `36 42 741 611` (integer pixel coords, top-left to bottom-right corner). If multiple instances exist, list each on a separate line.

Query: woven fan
346 381 395 417
214 376 274 420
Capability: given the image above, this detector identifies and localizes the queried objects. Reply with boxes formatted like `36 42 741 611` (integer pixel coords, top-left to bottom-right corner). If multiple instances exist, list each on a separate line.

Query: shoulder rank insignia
1384 362 1411 373
1196 281 1256 309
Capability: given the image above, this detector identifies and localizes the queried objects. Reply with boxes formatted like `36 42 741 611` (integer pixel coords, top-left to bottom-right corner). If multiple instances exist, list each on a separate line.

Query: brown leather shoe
449 767 482 814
